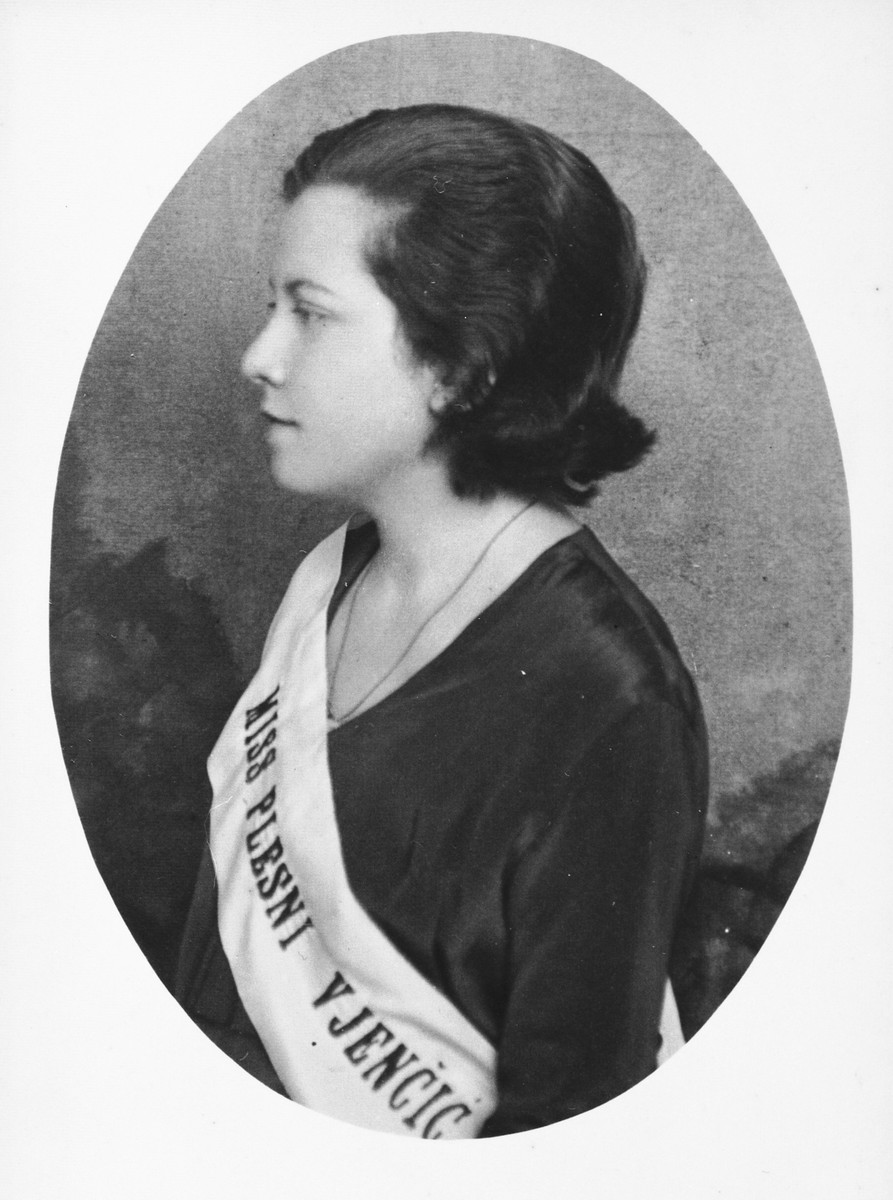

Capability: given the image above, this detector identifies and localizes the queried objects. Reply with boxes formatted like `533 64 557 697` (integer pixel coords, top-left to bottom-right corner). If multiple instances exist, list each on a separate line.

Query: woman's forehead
271 185 388 286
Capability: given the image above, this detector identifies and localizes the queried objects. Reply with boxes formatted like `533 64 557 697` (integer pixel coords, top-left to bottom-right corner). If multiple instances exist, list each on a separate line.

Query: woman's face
242 184 441 504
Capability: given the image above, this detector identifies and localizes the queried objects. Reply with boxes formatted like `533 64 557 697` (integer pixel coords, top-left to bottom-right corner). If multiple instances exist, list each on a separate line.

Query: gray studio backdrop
51 35 850 1036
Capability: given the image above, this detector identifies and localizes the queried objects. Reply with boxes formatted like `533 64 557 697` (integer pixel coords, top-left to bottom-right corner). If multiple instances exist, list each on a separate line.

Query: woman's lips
263 412 299 428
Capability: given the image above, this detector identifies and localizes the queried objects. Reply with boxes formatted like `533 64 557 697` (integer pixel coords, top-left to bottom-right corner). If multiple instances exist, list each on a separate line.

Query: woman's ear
427 363 495 417
427 383 453 416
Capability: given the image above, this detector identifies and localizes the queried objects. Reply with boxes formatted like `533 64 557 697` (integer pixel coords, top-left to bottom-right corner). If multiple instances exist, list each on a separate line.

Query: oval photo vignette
49 32 851 1131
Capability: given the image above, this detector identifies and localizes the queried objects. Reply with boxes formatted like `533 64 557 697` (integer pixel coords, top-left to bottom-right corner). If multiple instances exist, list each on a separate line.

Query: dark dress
176 522 708 1136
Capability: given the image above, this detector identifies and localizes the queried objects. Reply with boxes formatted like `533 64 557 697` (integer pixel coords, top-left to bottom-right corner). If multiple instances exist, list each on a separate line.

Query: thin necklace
327 501 535 724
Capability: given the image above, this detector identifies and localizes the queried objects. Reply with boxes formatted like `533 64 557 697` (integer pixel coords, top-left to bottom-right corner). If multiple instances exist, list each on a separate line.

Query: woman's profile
173 104 708 1138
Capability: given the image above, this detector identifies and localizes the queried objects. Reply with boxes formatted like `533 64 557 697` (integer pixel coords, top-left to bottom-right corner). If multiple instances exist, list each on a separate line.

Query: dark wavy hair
284 104 654 504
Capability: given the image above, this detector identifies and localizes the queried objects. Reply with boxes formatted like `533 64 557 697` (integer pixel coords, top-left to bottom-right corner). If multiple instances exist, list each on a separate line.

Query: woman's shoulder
494 524 702 728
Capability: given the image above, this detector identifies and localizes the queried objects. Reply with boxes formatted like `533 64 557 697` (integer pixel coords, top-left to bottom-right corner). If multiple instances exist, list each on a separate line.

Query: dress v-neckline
325 522 589 733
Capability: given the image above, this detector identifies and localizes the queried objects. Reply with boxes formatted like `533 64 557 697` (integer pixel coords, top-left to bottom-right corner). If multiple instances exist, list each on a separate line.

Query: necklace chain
327 501 535 724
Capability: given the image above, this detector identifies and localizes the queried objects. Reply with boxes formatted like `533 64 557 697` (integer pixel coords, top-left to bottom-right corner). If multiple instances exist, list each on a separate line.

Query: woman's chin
270 468 319 496
266 443 310 492
267 459 349 502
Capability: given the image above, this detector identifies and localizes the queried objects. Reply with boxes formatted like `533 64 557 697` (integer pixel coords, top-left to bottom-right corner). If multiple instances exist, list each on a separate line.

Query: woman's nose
241 322 285 388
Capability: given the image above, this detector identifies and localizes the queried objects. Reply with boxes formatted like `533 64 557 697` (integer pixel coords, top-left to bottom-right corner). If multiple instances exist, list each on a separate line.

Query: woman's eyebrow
272 276 339 301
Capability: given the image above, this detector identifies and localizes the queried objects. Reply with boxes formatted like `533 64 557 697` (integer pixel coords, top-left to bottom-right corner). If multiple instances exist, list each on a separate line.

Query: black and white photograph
3 4 891 1196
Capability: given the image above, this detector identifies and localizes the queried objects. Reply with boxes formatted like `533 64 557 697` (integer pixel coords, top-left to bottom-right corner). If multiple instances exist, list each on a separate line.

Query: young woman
175 104 708 1139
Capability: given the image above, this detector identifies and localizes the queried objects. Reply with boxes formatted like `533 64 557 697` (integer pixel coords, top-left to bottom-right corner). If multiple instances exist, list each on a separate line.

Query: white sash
209 522 683 1138
210 524 498 1138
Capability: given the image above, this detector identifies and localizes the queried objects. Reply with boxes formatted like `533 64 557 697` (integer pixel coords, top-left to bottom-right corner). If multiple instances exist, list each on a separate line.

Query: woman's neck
326 468 581 724
360 465 539 593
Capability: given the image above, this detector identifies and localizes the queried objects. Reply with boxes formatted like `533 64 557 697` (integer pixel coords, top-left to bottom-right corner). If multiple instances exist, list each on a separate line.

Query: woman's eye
264 299 327 325
292 304 326 325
